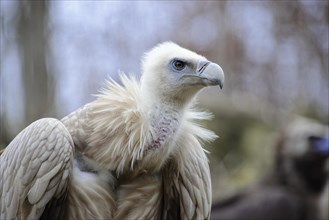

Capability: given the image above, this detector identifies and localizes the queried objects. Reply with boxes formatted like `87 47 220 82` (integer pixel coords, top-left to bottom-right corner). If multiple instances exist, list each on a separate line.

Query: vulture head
141 42 224 107
276 117 329 194
211 117 328 220
85 42 224 174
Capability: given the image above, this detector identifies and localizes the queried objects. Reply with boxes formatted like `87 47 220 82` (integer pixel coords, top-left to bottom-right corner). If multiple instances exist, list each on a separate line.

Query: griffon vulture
211 117 329 220
0 42 224 220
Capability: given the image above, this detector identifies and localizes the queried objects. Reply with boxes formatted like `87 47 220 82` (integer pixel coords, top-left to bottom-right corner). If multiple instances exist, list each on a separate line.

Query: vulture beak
178 60 225 89
196 61 225 89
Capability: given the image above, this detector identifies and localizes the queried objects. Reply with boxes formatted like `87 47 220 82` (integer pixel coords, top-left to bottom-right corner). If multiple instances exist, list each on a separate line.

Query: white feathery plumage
85 74 151 173
1 41 224 220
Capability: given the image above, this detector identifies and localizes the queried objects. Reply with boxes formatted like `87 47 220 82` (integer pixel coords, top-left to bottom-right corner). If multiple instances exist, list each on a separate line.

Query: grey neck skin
146 103 182 151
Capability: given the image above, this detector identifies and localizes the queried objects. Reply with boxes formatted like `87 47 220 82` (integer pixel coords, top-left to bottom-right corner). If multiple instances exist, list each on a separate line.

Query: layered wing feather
163 107 216 220
0 118 74 219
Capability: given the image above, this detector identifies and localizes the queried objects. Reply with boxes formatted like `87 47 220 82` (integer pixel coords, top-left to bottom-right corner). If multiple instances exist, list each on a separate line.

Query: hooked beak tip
199 61 225 88
219 81 223 89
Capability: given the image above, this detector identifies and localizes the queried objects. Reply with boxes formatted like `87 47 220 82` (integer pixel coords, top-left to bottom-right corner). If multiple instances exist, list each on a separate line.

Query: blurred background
1 1 328 203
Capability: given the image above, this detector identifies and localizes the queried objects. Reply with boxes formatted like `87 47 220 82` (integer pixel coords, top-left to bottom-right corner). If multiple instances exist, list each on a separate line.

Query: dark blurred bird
0 42 224 219
211 117 329 220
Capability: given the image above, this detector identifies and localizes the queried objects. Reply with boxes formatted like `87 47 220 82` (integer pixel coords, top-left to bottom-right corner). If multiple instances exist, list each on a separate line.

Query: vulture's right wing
163 134 212 220
0 118 74 219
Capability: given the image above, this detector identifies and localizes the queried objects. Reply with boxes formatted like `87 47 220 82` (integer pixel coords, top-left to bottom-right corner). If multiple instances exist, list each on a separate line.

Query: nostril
197 61 210 74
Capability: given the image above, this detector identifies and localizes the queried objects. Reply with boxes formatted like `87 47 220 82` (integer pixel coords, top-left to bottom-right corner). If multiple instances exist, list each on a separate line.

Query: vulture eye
172 60 186 71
